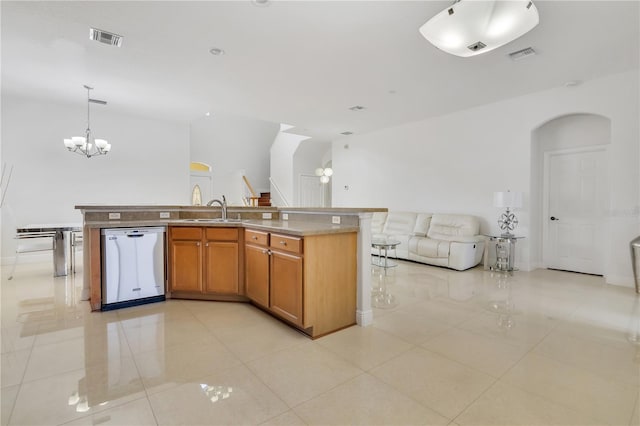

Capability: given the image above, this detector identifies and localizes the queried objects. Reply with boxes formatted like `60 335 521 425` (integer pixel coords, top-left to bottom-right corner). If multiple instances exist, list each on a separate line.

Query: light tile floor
1 260 639 425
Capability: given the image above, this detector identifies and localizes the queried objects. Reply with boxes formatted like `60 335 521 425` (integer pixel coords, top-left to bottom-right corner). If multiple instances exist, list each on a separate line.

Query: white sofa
371 212 484 271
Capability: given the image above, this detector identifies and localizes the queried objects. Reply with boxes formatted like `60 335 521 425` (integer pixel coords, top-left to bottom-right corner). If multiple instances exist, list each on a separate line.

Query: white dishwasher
101 227 166 310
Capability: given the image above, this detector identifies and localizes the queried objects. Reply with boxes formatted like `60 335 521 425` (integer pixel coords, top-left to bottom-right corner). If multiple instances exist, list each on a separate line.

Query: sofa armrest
437 235 485 244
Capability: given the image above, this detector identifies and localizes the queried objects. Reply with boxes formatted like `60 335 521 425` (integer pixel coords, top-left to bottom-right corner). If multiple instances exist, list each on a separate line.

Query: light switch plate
332 216 341 224
159 212 170 219
262 212 272 219
282 213 289 220
108 212 121 220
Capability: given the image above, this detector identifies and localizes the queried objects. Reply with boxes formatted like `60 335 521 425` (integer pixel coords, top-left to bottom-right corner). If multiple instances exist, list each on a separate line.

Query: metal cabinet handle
205 243 209 247
196 242 200 246
550 216 559 221
252 236 258 240
280 241 287 246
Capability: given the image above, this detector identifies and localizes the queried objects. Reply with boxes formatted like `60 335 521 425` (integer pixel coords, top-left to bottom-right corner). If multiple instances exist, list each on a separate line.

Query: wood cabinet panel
205 227 239 241
204 241 239 294
270 250 303 327
171 227 203 240
270 233 302 254
245 229 268 246
170 240 202 292
245 244 270 307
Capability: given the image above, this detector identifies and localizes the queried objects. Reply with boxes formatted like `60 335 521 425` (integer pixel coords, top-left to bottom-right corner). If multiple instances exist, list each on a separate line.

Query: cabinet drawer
270 234 302 254
171 227 203 240
205 227 238 241
245 229 269 246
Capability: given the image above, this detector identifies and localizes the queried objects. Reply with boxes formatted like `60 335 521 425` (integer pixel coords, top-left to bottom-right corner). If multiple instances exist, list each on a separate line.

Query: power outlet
108 212 121 220
282 213 289 221
159 212 170 219
262 212 272 220
332 216 341 224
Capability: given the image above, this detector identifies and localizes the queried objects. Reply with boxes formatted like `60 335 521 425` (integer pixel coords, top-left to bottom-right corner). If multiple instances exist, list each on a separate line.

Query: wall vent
89 28 123 47
508 47 536 61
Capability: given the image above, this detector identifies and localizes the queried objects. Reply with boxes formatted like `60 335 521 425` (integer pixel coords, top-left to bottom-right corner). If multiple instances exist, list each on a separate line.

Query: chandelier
63 85 111 158
315 167 333 184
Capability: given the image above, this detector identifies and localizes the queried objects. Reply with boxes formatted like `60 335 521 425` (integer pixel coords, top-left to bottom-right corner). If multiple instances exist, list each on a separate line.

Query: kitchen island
77 205 384 337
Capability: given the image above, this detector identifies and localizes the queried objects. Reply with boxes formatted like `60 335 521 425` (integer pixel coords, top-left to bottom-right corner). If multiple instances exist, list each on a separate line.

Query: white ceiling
2 1 638 142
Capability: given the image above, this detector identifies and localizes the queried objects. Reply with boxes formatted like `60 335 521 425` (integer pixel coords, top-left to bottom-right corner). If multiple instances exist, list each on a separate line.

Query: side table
483 235 524 272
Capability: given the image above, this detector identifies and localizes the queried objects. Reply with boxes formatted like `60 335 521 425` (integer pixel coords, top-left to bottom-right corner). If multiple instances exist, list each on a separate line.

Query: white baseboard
605 274 635 288
356 309 373 327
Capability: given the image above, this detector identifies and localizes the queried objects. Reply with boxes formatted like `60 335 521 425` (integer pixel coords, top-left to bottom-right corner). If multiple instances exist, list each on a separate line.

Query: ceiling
2 1 638 142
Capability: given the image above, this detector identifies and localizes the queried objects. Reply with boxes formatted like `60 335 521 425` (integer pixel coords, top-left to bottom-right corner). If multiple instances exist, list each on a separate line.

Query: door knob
550 216 559 221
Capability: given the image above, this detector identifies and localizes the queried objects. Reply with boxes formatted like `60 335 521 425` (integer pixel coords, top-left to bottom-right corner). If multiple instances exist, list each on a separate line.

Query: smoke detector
89 28 123 47
508 47 536 61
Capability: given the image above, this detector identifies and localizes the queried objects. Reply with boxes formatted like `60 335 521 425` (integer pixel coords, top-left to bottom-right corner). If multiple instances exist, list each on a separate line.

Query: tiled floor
1 260 639 425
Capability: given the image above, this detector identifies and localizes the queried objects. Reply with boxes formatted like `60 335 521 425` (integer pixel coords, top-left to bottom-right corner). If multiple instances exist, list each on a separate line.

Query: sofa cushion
383 212 417 235
412 213 432 236
409 237 450 258
427 214 480 241
371 212 388 235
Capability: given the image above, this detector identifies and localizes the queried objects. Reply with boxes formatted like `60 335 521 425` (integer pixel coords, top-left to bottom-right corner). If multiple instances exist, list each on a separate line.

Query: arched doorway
531 113 611 275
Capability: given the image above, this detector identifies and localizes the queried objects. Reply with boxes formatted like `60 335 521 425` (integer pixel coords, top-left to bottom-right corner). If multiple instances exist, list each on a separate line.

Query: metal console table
16 223 82 277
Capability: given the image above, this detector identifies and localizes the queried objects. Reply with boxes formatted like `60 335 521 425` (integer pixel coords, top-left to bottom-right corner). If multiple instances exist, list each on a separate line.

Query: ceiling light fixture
251 0 271 6
63 85 111 158
315 167 334 184
419 0 539 58
209 47 225 56
348 105 366 111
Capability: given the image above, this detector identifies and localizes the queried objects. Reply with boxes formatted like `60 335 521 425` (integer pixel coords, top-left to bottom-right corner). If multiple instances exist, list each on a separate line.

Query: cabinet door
204 241 239 294
270 250 303 326
170 240 202 292
245 244 270 307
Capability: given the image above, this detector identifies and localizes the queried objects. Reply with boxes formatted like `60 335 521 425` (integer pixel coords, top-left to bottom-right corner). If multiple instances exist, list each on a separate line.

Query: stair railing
242 176 260 207
269 176 290 207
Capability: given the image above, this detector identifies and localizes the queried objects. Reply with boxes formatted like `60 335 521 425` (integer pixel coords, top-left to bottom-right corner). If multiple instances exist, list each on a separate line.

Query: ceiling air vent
89 28 123 47
508 47 536 61
340 131 354 136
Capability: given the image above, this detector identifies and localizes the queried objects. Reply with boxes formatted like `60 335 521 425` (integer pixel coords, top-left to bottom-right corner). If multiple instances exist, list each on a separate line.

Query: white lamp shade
315 168 324 176
72 136 86 147
493 191 523 209
323 167 334 177
95 139 108 149
103 143 112 152
63 139 74 148
320 175 330 184
419 0 539 58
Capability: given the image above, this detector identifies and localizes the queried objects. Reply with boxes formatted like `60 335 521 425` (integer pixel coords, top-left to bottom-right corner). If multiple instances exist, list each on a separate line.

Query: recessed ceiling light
209 47 225 56
89 28 123 47
205 112 211 117
563 80 582 87
348 106 366 111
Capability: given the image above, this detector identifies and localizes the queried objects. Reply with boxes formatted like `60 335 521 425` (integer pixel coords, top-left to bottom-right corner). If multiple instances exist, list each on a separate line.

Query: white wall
332 70 639 286
1 94 190 262
190 112 279 205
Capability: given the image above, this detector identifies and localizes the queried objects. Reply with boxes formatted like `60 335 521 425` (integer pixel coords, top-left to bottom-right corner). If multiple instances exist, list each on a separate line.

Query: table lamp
493 190 523 237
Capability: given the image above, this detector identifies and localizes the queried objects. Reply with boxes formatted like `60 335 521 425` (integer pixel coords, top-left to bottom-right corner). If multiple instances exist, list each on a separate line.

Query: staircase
258 192 271 207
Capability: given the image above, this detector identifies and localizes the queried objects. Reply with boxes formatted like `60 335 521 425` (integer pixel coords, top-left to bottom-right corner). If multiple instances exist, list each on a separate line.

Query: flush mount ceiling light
209 47 225 56
63 85 111 158
419 0 539 58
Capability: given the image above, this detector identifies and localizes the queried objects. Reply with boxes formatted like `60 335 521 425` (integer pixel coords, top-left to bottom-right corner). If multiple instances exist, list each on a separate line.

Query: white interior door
543 148 606 275
298 174 324 207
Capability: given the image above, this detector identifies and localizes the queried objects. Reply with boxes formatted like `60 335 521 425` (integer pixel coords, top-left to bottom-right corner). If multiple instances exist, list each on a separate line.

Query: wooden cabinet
245 237 270 308
244 228 357 337
204 228 239 295
169 227 203 292
168 226 243 299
